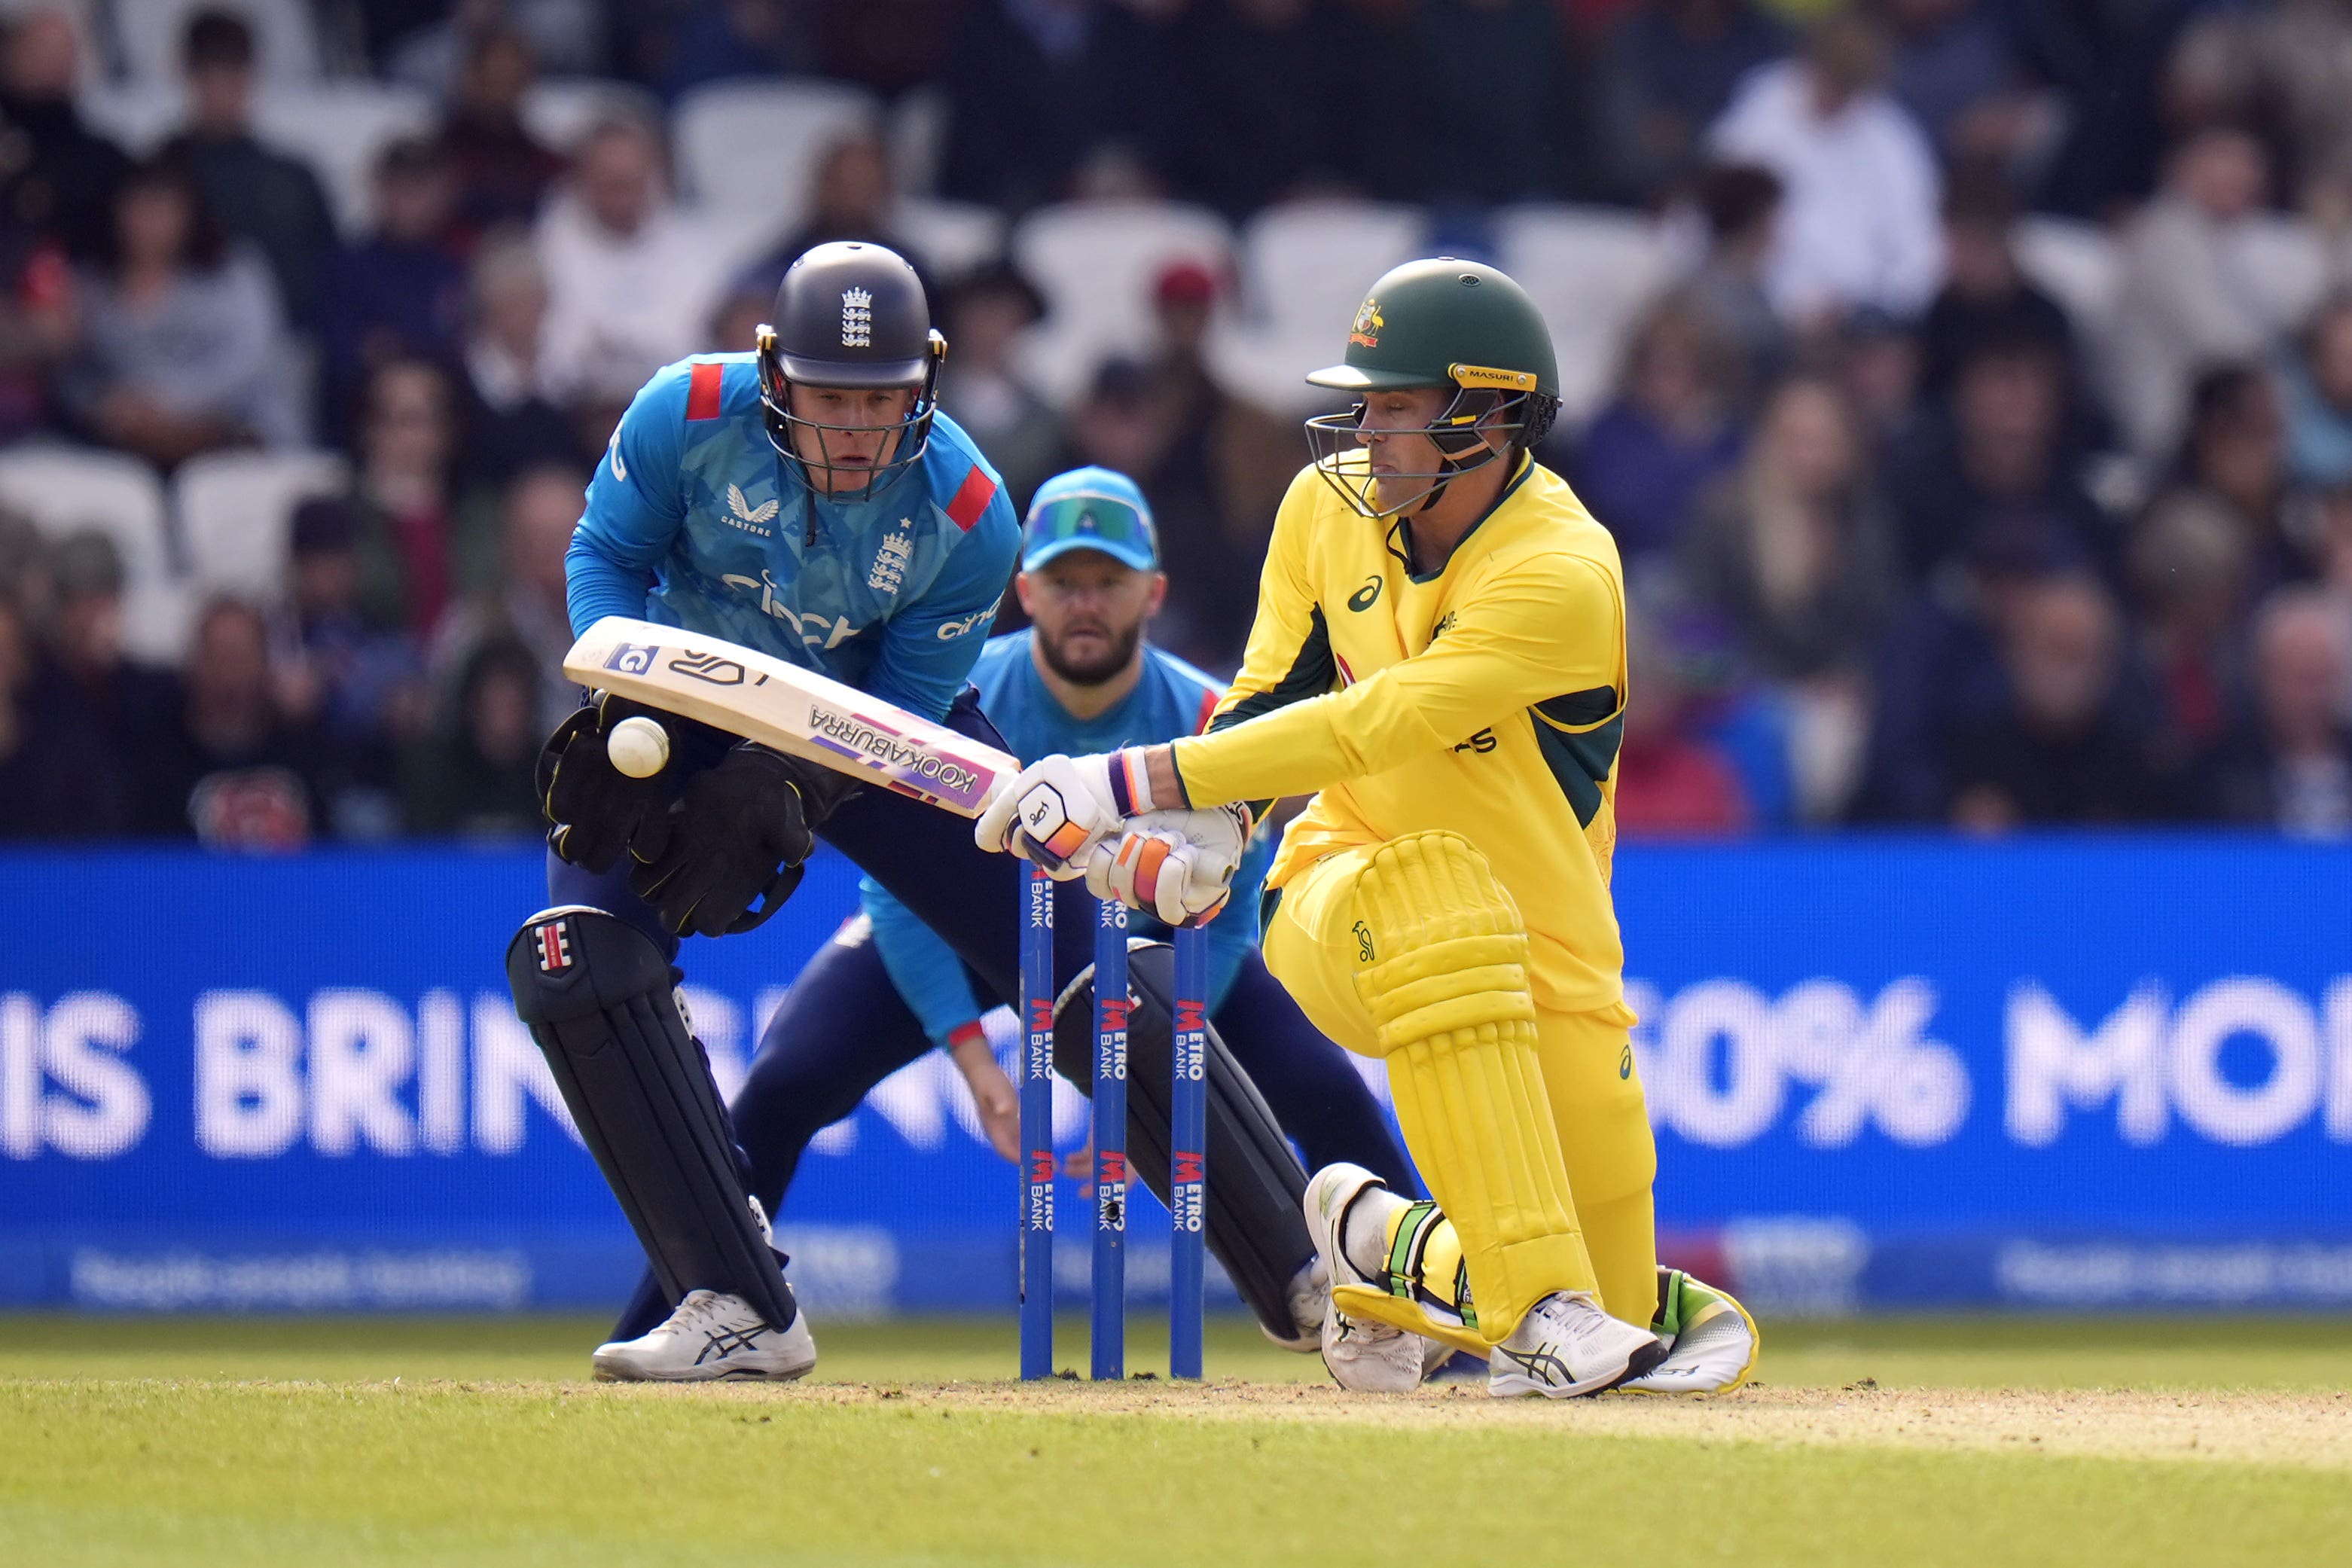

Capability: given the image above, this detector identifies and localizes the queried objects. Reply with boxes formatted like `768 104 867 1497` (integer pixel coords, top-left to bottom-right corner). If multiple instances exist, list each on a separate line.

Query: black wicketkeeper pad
1055 941 1315 1341
505 906 799 1332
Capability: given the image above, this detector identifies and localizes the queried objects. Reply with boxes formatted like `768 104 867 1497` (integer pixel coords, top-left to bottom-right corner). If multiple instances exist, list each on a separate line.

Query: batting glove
972 749 1163 877
1084 804 1255 926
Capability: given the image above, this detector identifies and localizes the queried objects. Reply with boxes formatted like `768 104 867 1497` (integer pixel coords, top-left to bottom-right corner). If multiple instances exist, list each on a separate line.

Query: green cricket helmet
1304 257 1562 519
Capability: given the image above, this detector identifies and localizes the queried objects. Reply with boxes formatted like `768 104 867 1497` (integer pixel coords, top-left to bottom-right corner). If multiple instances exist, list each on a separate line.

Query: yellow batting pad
1359 932 1536 1051
1347 831 1597 1337
1330 1283 1490 1359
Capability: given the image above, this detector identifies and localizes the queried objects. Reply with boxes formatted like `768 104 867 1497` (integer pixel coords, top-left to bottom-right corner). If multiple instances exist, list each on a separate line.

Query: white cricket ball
607 715 672 779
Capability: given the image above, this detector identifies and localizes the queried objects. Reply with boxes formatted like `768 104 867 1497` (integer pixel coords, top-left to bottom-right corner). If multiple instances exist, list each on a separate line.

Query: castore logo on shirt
725 484 779 536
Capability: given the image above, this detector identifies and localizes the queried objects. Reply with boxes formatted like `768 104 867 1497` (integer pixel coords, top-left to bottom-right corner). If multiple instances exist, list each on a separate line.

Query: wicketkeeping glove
627 743 817 938
538 693 683 873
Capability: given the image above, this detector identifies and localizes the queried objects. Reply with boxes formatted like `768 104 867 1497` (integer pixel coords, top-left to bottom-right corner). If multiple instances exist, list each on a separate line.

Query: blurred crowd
0 0 2348 848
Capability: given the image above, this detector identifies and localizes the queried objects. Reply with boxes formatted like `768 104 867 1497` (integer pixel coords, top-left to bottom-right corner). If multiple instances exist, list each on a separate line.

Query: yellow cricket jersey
1172 452 1631 1014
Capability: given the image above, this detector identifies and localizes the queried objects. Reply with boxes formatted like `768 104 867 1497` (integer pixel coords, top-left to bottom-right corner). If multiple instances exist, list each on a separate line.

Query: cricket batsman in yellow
978 258 1759 1397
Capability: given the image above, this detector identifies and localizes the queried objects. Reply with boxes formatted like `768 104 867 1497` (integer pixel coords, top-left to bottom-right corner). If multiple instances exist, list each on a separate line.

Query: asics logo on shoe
1497 1344 1573 1386
697 1325 768 1364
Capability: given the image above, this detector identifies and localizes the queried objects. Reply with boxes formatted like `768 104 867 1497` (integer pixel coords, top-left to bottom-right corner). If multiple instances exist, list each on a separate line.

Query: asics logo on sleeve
607 427 626 482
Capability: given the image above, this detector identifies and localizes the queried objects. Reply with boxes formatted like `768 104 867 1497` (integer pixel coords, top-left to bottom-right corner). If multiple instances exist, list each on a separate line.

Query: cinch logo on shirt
936 607 992 640
721 569 863 648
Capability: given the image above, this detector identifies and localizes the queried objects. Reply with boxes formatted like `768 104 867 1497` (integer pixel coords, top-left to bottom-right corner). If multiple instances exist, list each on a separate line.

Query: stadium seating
520 76 664 154
0 444 169 582
1239 199 1424 343
672 78 878 233
1200 325 1337 417
173 448 349 601
252 84 438 237
75 81 182 154
110 0 320 84
0 444 187 660
1010 200 1233 406
1203 199 1425 414
76 81 437 238
887 84 949 197
1496 205 1672 429
894 198 1005 284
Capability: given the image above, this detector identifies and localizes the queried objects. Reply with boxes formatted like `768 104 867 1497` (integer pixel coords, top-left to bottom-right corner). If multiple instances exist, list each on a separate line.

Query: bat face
565 617 1018 817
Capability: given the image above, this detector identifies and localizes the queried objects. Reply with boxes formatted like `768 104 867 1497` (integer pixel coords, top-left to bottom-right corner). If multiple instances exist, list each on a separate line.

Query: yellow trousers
1262 838 1658 1335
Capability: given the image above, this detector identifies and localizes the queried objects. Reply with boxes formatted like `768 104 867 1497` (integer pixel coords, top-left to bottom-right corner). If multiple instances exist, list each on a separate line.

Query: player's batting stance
507 243 1347 1380
601 468 1418 1347
978 259 1760 1397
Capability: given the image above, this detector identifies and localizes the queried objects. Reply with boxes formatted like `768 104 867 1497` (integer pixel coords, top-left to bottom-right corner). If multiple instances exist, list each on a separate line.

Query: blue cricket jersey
864 630 1274 1048
566 353 1020 721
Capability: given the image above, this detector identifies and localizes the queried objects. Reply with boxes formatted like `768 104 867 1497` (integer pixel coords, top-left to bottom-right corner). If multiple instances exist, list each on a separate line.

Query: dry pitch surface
2 1314 2347 1567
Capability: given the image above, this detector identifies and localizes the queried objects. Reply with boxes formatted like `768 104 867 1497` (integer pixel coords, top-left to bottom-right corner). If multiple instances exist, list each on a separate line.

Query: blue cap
1020 466 1158 572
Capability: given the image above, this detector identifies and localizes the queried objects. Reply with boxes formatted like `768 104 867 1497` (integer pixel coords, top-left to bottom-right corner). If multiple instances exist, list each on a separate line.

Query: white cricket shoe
1261 1256 1328 1353
1488 1290 1666 1399
1304 1163 1450 1393
591 1289 818 1383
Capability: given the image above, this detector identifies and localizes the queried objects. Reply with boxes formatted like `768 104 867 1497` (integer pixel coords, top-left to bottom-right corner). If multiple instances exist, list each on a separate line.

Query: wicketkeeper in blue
505 243 1389 1381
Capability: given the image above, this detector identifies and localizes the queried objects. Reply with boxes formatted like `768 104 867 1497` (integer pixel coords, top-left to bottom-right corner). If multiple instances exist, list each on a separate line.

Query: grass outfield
2 1314 2347 1567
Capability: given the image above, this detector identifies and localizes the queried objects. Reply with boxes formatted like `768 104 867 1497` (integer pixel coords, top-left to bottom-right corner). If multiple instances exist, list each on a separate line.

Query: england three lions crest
841 286 873 348
868 527 914 595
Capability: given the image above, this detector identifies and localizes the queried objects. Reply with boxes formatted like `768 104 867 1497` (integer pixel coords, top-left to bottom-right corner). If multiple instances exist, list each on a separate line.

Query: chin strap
1405 453 1472 519
1400 386 1521 520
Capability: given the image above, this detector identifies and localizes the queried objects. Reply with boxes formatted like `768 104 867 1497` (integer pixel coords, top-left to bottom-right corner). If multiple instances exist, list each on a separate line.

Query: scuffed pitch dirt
648 1377 2352 1472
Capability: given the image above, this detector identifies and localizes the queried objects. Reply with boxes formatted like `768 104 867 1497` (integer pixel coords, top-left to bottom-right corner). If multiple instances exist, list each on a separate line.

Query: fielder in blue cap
1018 465 1164 573
604 465 1419 1349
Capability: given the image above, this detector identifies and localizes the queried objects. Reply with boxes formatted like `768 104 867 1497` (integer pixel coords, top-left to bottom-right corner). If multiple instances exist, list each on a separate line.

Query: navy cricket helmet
755 240 946 494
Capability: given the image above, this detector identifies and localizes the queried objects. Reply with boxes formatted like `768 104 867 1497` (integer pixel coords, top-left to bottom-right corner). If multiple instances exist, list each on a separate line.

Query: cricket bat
563 615 1017 817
